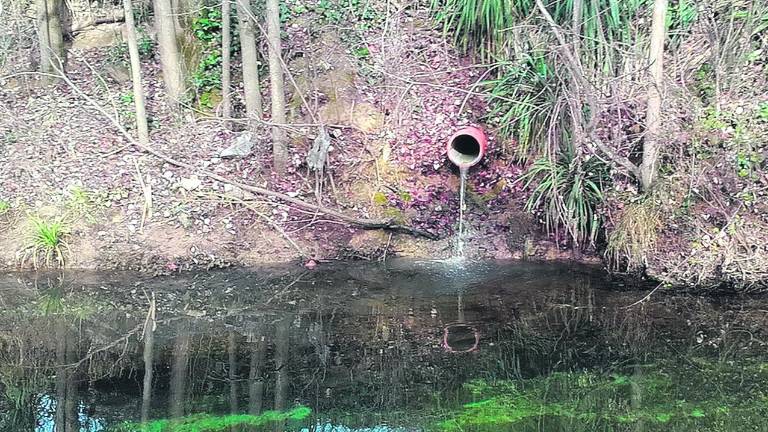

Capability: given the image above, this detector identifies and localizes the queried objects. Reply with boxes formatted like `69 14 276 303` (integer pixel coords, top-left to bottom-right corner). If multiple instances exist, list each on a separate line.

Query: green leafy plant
735 151 762 178
192 7 222 42
518 148 609 249
190 7 226 109
484 56 556 160
0 199 9 215
119 92 135 104
137 30 155 58
23 217 69 268
105 43 129 65
758 102 768 121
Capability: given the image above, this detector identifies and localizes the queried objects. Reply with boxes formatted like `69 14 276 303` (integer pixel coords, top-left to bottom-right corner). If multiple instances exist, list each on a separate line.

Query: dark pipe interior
451 135 480 157
448 134 481 165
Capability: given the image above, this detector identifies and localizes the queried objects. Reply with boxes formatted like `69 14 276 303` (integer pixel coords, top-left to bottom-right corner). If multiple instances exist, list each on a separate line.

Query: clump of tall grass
605 199 660 271
519 148 610 250
22 217 69 268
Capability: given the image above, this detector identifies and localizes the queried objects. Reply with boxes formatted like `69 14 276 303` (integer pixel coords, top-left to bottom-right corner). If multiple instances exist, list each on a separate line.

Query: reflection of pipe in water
442 292 480 353
442 323 480 353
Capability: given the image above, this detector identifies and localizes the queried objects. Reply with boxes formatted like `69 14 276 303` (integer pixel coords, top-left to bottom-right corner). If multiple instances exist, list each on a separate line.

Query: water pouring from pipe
446 127 487 256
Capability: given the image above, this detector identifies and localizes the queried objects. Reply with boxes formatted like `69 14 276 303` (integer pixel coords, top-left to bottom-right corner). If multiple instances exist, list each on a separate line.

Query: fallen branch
30 69 438 240
70 12 125 34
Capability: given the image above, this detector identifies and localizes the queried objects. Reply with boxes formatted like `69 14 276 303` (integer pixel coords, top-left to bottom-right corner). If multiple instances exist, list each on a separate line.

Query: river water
0 260 766 431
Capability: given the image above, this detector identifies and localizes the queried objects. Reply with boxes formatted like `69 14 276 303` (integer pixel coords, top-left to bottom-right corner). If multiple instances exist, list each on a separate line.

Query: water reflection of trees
0 269 765 430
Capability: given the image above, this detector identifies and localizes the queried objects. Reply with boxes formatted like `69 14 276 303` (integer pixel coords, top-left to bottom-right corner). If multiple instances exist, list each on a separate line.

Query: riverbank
2 1 767 290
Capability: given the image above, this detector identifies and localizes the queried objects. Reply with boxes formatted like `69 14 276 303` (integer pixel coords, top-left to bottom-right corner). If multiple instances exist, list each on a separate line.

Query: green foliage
304 0 384 29
105 43 129 65
735 151 762 178
115 406 312 432
120 92 135 105
138 30 155 58
65 185 103 222
0 199 9 215
431 0 519 62
519 148 609 249
435 366 768 431
24 216 68 268
485 57 555 159
759 102 768 121
190 6 228 109
192 7 222 42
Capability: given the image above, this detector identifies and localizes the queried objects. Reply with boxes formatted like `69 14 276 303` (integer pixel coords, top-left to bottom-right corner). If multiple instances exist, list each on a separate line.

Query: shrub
519 148 610 249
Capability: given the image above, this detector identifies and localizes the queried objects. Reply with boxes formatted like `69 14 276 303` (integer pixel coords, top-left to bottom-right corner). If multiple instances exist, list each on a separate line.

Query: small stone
163 210 171 218
220 132 255 158
178 214 192 228
163 171 174 180
179 176 202 191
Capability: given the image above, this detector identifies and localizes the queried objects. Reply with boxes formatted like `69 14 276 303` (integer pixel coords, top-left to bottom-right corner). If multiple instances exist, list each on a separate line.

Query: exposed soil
0 6 587 273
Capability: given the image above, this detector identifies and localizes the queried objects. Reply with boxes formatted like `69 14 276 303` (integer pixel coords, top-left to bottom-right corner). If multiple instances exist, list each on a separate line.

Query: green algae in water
433 369 768 431
115 406 311 432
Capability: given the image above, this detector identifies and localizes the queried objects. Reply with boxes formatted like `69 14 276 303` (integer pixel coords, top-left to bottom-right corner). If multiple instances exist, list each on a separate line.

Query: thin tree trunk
247 333 266 416
54 321 66 431
169 321 190 418
228 330 238 414
221 0 232 126
273 316 290 411
266 0 288 172
141 297 156 422
640 0 667 191
153 0 186 109
36 0 65 80
123 0 150 144
572 0 583 55
64 329 79 432
236 0 263 125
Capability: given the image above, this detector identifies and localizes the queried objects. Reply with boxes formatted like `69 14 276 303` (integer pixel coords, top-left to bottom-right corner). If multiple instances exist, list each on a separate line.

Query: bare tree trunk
247 333 266 416
572 0 583 55
228 330 238 414
221 0 232 126
54 322 66 431
640 0 667 191
141 297 156 422
236 0 263 125
273 316 290 409
123 0 150 144
153 0 186 109
266 0 288 172
169 322 190 418
64 330 79 432
36 0 65 79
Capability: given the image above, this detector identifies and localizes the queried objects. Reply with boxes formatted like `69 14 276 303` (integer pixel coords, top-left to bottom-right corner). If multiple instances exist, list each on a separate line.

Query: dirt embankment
0 7 592 273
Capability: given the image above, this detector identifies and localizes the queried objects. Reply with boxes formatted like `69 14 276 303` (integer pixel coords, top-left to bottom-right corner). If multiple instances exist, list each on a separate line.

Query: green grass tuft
23 216 69 268
518 148 609 250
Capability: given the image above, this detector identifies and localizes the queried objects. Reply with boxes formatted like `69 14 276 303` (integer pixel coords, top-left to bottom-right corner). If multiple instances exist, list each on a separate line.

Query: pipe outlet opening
447 127 487 169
